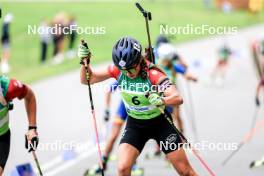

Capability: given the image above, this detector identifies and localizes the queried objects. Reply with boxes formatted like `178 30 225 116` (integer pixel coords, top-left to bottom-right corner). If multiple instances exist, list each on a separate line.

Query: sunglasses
121 67 137 75
120 62 140 75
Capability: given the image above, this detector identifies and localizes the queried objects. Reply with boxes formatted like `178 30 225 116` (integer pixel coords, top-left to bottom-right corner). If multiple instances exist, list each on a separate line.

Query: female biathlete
79 37 197 176
0 75 39 176
250 76 264 169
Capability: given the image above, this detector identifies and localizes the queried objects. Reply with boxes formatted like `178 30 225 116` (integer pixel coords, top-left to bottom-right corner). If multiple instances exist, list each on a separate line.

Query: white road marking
34 142 106 175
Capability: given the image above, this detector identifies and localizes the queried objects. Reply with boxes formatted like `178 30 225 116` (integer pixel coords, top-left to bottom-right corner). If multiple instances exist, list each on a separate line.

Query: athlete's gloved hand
148 92 165 110
78 40 91 65
255 96 260 106
104 109 110 122
25 127 39 152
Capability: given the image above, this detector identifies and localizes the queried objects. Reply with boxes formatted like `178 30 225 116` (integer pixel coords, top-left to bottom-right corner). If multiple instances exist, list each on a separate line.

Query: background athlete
0 75 39 176
156 41 198 132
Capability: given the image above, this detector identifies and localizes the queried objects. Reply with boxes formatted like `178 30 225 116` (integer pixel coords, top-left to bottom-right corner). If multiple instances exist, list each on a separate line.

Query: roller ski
84 163 144 176
250 157 264 169
83 156 108 176
83 165 103 176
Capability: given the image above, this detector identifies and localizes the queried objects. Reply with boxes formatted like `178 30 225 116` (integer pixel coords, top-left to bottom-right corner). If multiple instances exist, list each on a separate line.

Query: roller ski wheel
83 165 103 176
132 167 144 176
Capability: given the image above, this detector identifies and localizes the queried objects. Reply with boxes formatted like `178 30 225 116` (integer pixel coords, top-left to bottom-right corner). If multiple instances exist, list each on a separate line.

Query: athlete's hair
139 58 148 80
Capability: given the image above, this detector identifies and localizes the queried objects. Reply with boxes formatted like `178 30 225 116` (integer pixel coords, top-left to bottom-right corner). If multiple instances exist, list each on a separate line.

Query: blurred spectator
66 15 77 59
51 12 67 65
222 1 232 13
1 13 13 74
249 0 262 14
203 0 212 9
39 19 51 64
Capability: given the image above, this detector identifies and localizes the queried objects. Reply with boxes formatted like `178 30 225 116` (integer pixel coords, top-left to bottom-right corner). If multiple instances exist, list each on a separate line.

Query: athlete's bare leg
104 121 123 156
0 167 4 176
118 143 140 176
167 148 198 176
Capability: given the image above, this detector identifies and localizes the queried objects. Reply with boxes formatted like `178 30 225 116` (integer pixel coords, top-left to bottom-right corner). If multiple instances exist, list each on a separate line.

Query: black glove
255 96 260 106
25 128 39 152
8 101 14 110
104 109 110 122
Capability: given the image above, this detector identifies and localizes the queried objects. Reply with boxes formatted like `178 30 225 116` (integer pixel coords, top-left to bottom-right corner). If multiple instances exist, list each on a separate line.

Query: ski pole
250 106 260 131
81 39 104 176
222 142 244 166
145 90 215 175
135 2 155 64
185 81 199 141
162 109 216 176
222 117 264 165
32 151 43 176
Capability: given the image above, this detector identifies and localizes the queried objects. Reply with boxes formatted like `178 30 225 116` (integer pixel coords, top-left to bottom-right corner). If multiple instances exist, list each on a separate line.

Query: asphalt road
4 24 264 176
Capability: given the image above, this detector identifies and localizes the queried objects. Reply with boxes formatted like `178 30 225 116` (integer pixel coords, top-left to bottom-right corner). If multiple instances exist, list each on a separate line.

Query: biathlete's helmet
157 43 177 61
112 37 142 69
156 35 169 47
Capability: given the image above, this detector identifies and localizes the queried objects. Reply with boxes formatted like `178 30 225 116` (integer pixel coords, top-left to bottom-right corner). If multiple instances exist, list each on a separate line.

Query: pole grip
135 2 148 18
135 2 145 13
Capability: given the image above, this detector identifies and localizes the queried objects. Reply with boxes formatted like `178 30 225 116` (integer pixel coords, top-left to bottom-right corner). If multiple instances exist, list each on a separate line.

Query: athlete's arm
178 57 188 69
160 78 183 106
80 64 111 85
105 89 111 110
6 79 37 127
149 68 183 106
184 72 198 82
24 87 37 127
173 63 197 82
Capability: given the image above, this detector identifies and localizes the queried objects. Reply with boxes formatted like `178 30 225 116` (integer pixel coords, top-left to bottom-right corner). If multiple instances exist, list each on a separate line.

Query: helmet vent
120 39 124 46
125 40 128 48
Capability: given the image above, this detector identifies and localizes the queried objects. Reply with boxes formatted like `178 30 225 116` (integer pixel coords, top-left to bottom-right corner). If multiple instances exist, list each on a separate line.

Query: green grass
0 0 263 83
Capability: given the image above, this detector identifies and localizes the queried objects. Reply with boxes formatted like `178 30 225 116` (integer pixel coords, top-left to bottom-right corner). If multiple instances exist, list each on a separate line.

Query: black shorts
0 130 11 169
120 113 183 154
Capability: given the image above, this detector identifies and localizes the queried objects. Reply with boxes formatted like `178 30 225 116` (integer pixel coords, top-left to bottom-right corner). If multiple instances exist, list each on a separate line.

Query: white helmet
4 13 13 23
157 43 177 61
